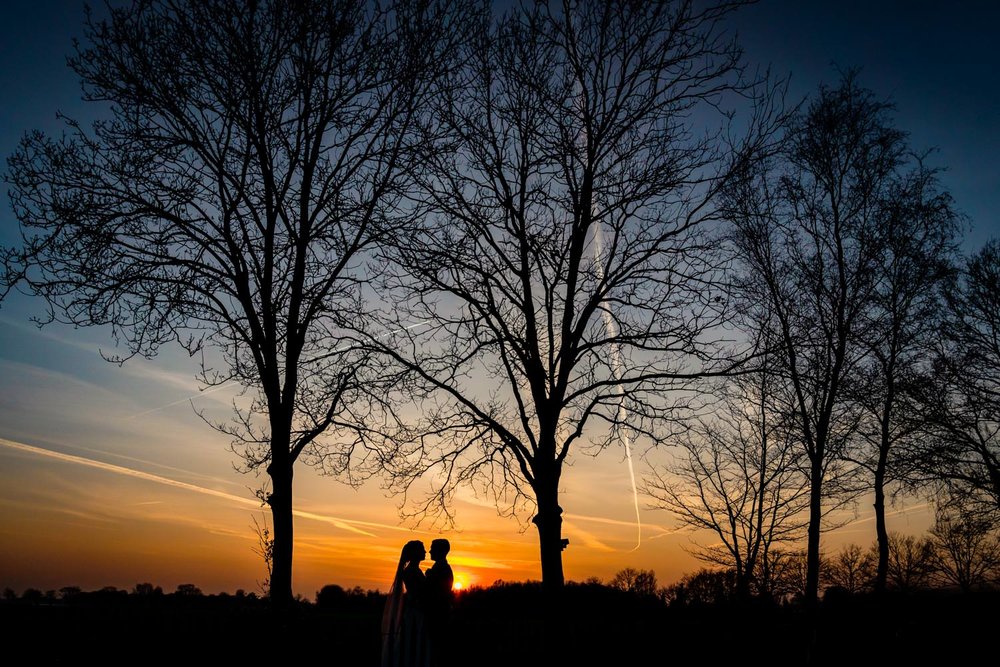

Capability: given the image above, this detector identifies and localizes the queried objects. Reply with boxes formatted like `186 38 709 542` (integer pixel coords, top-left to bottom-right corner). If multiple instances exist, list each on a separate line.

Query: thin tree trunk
805 456 824 604
873 368 896 593
873 448 889 592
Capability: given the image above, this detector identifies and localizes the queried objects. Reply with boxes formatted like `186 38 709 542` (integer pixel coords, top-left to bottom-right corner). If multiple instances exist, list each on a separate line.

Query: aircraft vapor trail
592 216 642 552
123 381 235 420
0 437 411 536
835 502 932 530
576 82 641 551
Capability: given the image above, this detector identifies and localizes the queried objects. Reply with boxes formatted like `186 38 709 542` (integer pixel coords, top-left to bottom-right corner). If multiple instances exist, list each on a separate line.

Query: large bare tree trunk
532 469 565 590
267 432 294 607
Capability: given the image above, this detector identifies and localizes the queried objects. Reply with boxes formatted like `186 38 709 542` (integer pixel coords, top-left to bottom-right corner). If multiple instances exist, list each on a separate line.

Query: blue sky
734 0 999 247
0 1 996 595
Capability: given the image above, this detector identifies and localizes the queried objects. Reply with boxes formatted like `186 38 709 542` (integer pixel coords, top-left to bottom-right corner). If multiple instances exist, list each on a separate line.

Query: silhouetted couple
381 538 454 667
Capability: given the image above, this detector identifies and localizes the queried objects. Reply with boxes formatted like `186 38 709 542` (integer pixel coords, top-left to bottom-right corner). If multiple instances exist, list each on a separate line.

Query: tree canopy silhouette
911 241 1000 520
645 355 811 598
726 72 914 604
370 0 777 588
2 0 459 605
849 153 959 592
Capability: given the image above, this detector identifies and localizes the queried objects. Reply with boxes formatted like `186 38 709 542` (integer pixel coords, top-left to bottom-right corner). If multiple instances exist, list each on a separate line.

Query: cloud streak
830 502 932 531
0 437 410 537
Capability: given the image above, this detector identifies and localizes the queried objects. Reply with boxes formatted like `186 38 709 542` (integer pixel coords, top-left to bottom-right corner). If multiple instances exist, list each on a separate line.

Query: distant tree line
7 508 999 613
601 509 1000 604
1 581 386 608
4 582 227 602
645 489 1000 605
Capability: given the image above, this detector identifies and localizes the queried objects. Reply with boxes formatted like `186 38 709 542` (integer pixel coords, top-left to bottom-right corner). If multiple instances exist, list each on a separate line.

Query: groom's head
430 538 450 561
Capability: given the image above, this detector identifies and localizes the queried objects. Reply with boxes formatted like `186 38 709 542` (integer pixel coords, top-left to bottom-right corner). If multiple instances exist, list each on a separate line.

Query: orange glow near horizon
0 430 938 598
0 432 694 596
0 322 703 597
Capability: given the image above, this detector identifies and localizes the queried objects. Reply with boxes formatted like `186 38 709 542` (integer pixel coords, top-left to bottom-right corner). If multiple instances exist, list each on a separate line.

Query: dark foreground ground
3 583 995 665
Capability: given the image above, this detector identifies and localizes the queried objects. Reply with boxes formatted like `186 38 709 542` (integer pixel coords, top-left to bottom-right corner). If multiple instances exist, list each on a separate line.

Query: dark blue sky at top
733 0 999 248
1 0 997 250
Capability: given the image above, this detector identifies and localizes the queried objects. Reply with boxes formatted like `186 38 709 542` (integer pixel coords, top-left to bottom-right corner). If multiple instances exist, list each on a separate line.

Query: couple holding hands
381 538 454 667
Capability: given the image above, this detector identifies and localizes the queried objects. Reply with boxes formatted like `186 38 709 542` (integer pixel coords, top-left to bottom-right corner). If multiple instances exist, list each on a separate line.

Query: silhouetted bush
661 568 737 607
20 588 42 603
609 568 658 597
316 583 348 608
825 545 876 594
173 583 202 597
315 583 384 616
132 582 162 597
59 586 82 600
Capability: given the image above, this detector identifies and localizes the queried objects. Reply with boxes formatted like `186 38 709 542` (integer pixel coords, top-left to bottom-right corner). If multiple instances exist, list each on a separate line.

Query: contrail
592 214 642 552
121 321 429 420
123 381 236 420
834 502 932 531
564 511 671 534
0 437 411 536
573 66 641 551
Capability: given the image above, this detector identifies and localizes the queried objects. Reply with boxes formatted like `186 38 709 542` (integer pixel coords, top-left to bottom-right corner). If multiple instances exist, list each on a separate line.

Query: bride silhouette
381 540 430 667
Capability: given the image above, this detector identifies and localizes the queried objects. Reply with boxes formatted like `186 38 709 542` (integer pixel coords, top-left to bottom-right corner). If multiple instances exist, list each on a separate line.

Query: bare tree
370 0 776 589
849 159 960 592
885 532 934 591
660 568 736 606
927 509 1000 592
824 543 875 594
608 568 658 597
766 550 821 602
910 241 1000 520
2 0 459 605
251 513 275 598
727 72 908 603
644 354 810 598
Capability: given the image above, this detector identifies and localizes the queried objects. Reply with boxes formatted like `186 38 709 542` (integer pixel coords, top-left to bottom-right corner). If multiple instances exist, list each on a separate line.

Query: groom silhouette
424 538 454 664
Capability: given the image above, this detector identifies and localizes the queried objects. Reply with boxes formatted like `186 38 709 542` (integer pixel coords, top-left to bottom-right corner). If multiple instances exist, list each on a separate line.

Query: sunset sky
1 1 998 598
